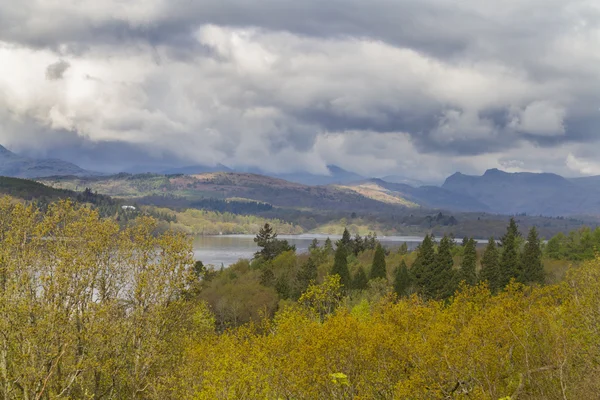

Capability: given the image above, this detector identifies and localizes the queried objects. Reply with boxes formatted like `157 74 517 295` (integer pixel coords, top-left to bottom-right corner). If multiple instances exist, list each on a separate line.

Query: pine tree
480 237 500 291
337 228 352 251
412 234 436 296
352 234 365 255
394 260 411 297
459 238 477 286
331 245 351 289
398 242 408 255
352 267 369 290
309 238 319 251
520 227 544 284
296 257 318 296
324 237 334 253
254 223 295 261
431 234 456 299
499 218 521 288
370 243 387 280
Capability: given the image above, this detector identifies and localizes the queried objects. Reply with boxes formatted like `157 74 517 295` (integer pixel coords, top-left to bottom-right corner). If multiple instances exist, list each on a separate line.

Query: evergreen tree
480 237 500 291
411 234 436 296
499 218 521 288
398 242 408 255
337 228 352 251
431 234 456 299
331 245 351 289
309 238 319 251
254 223 295 261
296 257 318 296
370 243 387 280
324 237 334 253
352 234 365 255
352 267 369 290
520 227 544 284
393 260 411 297
459 238 477 286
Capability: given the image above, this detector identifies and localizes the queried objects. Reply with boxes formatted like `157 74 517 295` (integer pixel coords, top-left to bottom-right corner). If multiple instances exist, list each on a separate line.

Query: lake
193 234 479 267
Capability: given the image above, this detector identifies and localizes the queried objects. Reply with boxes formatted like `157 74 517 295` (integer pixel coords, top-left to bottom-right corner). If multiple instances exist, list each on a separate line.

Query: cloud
0 0 600 180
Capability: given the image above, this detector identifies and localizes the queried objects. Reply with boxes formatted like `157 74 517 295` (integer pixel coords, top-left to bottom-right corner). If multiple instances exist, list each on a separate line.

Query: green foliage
254 223 296 261
499 218 521 288
432 234 457 299
296 257 318 298
520 227 544 284
352 267 369 290
331 245 352 289
370 243 387 280
480 237 500 291
411 234 436 297
459 237 478 286
393 260 411 297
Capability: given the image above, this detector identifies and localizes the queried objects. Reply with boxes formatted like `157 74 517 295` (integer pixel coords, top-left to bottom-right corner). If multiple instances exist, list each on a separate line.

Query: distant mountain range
0 145 94 178
442 168 600 216
4 142 600 216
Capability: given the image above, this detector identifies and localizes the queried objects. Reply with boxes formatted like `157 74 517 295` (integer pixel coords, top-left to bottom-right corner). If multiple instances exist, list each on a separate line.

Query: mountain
0 145 94 178
162 163 232 175
340 179 490 212
441 168 600 215
379 175 431 187
259 165 364 186
39 172 403 212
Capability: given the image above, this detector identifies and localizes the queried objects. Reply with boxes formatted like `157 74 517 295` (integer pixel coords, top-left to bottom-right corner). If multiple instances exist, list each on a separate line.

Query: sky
1 0 600 182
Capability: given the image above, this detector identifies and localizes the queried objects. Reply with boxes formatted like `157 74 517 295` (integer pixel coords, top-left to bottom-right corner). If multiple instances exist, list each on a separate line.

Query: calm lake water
193 234 477 267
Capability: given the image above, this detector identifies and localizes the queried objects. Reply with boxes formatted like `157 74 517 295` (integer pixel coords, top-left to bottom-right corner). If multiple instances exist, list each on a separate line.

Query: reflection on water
193 234 437 267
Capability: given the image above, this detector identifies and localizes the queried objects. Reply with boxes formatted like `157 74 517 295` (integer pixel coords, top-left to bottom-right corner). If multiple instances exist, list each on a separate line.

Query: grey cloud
1 0 600 179
45 60 70 80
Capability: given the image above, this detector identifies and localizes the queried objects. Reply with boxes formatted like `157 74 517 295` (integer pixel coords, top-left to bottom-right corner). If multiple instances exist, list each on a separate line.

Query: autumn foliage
0 199 599 399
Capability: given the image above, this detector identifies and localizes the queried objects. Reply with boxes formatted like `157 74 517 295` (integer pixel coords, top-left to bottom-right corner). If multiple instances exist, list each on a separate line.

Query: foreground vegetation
2 198 600 399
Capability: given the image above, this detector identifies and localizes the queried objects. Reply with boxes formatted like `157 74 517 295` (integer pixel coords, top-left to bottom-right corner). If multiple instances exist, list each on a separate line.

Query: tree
393 260 411 297
352 267 369 290
412 234 436 295
521 227 544 284
370 243 387 280
398 242 408 255
459 238 477 286
337 228 352 251
309 238 319 251
331 245 351 289
431 234 456 299
254 223 295 261
352 234 365 255
296 257 318 297
499 218 521 288
324 237 334 253
480 237 500 291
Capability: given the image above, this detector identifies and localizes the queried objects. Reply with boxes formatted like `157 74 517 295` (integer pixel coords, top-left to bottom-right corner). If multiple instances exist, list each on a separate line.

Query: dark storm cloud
1 0 600 179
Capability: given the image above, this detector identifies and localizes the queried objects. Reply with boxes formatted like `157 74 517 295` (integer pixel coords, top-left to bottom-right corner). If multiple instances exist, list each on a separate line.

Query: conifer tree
459 238 477 286
520 226 544 284
398 242 408 255
324 237 334 253
352 267 369 290
412 234 436 296
431 234 456 299
370 243 387 280
337 228 352 251
499 218 521 288
480 237 500 291
309 238 319 251
393 260 411 297
296 257 318 296
331 245 351 289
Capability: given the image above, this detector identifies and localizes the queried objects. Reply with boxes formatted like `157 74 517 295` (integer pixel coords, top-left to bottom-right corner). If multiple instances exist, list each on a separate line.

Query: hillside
0 145 94 178
340 179 490 212
441 168 600 215
38 172 400 212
